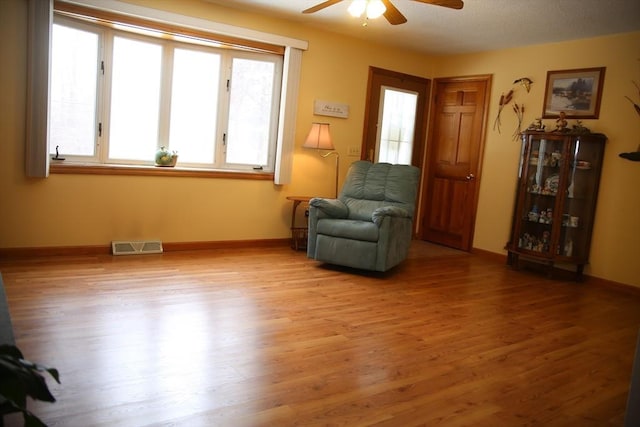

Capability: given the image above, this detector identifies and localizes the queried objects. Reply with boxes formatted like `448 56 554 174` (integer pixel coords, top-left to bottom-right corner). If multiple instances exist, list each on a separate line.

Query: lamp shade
303 122 334 150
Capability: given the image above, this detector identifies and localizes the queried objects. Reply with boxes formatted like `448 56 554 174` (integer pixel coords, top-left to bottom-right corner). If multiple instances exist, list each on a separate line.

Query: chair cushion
340 161 420 218
315 236 378 270
343 198 383 221
316 218 379 242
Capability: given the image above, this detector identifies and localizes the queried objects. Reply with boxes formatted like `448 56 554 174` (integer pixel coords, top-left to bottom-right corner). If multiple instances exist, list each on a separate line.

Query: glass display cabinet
506 130 607 279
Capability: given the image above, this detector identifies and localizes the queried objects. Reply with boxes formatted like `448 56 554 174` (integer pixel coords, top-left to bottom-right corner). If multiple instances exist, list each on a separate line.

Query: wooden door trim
419 74 492 250
360 66 430 172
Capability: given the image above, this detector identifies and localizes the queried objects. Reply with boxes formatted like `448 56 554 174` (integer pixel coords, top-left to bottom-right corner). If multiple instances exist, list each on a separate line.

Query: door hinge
98 122 102 137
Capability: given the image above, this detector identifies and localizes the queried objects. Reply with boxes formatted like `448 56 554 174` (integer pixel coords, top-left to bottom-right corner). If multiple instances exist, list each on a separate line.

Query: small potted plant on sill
155 147 179 167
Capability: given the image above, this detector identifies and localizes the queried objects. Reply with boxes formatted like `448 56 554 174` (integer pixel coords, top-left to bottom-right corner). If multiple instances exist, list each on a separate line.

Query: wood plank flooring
0 242 639 426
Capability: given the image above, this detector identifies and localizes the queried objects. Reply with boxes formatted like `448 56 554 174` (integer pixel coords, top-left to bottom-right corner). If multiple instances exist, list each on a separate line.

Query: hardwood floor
0 242 639 426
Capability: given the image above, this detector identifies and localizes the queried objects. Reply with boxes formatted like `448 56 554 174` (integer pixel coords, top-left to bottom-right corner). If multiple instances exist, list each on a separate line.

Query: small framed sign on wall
314 100 349 118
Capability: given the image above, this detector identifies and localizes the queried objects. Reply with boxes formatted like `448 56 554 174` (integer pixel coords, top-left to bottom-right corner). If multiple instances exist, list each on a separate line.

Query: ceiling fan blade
381 0 407 25
412 0 464 10
302 0 343 14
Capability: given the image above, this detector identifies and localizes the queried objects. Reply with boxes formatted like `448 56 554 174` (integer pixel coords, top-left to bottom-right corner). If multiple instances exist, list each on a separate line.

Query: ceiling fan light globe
366 0 386 19
348 0 367 17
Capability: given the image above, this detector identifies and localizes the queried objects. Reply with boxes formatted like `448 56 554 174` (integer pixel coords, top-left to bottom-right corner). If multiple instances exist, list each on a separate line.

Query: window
50 13 283 173
376 86 417 165
50 22 100 157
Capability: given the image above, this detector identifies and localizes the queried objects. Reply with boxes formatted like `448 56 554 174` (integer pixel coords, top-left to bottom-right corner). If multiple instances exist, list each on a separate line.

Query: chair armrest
372 206 410 226
309 198 349 218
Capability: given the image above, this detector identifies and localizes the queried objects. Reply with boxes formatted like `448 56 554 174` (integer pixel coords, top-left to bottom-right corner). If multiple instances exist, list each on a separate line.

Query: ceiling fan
302 0 464 25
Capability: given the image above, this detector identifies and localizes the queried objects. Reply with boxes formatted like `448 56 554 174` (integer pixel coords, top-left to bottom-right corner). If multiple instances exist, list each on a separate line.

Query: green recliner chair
307 160 420 272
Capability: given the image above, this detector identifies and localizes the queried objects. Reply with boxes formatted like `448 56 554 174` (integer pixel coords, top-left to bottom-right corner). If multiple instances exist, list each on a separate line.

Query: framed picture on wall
542 67 606 119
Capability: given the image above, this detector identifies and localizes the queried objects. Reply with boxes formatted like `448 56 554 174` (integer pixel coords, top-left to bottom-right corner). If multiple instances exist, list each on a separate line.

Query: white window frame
222 51 283 171
51 14 283 172
27 0 307 183
49 16 104 160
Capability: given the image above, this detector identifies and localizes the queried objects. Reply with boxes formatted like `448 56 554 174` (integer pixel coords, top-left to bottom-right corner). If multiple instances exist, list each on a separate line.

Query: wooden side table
286 196 312 251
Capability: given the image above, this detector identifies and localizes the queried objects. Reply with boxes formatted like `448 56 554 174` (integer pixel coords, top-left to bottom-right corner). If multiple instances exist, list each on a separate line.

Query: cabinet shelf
529 164 561 169
523 219 553 225
528 191 557 197
517 245 552 255
507 131 606 280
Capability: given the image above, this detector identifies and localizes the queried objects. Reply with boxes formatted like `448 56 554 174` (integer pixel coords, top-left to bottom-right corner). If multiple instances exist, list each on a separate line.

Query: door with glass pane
362 67 429 171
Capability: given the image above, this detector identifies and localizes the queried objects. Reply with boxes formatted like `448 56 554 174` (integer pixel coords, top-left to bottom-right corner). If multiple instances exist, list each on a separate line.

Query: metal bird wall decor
513 77 533 93
620 80 640 162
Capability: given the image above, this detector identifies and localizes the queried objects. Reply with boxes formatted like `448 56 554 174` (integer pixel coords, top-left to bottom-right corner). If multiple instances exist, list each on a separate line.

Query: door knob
466 173 475 181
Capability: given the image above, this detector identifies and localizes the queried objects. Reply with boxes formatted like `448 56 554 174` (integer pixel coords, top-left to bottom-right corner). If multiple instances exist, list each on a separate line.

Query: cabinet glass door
517 137 564 256
559 136 603 261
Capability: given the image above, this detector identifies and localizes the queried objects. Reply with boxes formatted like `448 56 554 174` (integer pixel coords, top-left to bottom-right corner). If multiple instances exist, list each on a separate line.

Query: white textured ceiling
203 0 640 55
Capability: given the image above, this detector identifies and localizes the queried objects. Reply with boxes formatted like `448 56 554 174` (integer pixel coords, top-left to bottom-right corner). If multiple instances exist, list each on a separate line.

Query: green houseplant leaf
0 344 60 427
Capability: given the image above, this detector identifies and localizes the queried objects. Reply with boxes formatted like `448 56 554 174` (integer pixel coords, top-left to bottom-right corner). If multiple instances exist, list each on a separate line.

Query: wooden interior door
420 76 491 251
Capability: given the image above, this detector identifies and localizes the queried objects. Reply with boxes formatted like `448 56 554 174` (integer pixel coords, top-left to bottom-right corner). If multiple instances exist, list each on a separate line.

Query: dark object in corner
0 344 60 426
0 275 14 346
625 329 640 426
619 151 640 161
0 274 60 426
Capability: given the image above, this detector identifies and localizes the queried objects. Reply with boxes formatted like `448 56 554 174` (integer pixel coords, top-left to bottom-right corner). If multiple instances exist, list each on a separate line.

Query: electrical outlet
348 145 361 157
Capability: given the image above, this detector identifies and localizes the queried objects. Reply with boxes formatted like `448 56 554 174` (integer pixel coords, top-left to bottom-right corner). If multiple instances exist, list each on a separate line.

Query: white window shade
26 0 53 178
275 46 302 185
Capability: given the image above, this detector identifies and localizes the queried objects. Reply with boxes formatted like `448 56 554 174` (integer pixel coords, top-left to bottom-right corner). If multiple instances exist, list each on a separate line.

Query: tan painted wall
0 0 434 246
0 0 638 287
434 33 640 287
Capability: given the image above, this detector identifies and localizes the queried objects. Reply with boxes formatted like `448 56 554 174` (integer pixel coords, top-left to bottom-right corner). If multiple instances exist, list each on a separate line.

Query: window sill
49 162 274 180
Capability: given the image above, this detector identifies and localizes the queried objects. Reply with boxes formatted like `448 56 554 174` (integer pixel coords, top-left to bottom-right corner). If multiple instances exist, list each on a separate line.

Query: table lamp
303 122 340 198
